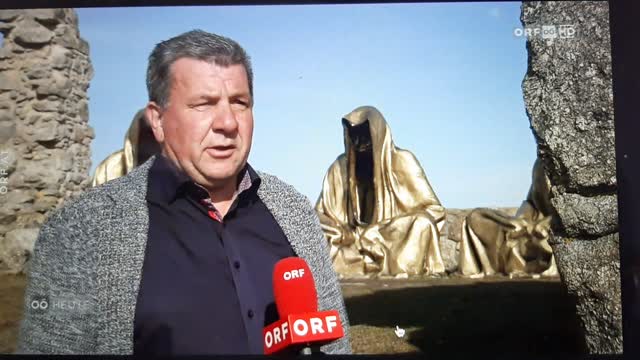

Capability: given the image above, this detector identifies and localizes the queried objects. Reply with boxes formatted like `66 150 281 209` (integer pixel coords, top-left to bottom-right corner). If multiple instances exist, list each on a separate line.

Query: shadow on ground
2 274 587 355
343 279 587 355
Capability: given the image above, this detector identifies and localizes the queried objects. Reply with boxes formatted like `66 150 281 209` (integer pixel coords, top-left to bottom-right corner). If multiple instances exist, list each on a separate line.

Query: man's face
147 58 254 189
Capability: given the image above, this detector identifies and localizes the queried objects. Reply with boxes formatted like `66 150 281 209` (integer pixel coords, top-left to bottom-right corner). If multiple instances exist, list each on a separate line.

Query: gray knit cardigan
16 156 352 354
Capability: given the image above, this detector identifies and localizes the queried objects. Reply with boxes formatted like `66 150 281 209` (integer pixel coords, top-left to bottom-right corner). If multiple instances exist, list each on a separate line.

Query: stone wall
521 1 622 353
0 9 93 274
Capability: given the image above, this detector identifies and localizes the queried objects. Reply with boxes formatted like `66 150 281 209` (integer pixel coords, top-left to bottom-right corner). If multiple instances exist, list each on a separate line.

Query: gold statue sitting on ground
458 158 558 277
92 108 161 186
315 106 446 278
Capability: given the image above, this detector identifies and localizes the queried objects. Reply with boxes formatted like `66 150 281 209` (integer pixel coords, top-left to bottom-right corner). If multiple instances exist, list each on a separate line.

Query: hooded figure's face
342 117 375 224
345 120 373 153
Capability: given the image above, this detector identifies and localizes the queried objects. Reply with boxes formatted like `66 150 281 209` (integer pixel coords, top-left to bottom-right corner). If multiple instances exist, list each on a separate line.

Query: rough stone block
32 99 61 113
0 47 12 60
32 120 60 143
13 18 54 47
29 8 66 25
522 1 621 354
0 227 39 274
551 191 618 238
33 194 60 213
34 71 72 98
440 236 459 273
0 21 14 33
25 63 50 80
0 70 20 90
53 24 79 50
14 160 65 190
522 2 616 192
551 234 622 353
14 213 47 230
0 118 16 144
50 44 71 70
0 10 22 22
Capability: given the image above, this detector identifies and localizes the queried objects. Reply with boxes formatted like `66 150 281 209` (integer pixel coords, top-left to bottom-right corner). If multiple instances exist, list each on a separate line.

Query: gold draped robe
92 108 160 186
315 106 446 278
458 158 558 277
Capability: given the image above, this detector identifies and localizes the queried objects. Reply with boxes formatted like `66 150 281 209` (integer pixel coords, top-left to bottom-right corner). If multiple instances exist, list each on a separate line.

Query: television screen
0 1 630 356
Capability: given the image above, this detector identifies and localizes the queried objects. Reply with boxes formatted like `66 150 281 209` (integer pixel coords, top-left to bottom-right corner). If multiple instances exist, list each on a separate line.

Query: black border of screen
1 0 638 359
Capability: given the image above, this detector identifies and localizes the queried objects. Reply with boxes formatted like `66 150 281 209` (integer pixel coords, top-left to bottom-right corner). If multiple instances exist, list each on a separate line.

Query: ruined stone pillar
521 1 622 353
0 9 93 274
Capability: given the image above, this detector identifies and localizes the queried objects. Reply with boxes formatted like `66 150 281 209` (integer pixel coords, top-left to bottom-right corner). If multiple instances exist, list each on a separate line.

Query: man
17 30 351 355
91 108 161 186
316 106 446 278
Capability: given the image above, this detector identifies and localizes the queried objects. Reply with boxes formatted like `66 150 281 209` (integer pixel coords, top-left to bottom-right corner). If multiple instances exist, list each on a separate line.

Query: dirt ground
0 274 584 355
0 274 25 354
342 276 585 355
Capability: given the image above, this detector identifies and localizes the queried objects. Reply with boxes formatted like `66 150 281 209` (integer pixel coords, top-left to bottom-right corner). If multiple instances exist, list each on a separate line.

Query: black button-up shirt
133 154 296 355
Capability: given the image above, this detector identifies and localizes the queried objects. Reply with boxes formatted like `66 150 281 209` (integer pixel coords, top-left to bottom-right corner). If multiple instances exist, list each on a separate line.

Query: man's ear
146 102 164 144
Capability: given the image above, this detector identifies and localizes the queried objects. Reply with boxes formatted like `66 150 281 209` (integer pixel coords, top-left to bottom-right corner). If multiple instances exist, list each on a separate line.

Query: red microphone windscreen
273 257 318 318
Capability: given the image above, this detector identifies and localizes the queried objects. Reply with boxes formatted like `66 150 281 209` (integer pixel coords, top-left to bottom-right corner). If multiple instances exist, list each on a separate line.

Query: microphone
263 257 344 355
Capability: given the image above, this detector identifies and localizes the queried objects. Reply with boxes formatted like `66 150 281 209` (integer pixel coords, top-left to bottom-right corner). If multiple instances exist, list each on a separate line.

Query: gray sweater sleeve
301 201 353 354
15 203 99 354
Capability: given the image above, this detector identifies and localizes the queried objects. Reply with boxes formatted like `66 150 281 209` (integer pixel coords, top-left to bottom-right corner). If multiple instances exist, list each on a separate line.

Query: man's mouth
206 145 236 158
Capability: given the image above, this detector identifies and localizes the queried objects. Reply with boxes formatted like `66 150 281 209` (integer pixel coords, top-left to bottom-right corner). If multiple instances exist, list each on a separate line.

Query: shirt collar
147 154 261 205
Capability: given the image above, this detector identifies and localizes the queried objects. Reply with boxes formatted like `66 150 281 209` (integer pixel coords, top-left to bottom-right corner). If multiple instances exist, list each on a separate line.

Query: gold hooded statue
315 106 446 278
458 158 559 277
91 108 161 186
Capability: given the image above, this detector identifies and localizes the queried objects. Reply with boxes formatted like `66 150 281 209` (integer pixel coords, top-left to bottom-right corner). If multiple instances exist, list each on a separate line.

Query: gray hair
146 29 254 108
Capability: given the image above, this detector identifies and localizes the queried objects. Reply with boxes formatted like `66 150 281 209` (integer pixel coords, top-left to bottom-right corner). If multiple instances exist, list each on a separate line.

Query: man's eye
232 100 249 109
190 103 211 110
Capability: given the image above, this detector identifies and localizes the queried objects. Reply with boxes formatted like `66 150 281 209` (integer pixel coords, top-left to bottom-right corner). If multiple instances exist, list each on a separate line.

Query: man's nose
211 100 239 133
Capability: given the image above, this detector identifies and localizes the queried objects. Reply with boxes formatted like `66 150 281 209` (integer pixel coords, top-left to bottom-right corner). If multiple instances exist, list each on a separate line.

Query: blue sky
76 2 537 209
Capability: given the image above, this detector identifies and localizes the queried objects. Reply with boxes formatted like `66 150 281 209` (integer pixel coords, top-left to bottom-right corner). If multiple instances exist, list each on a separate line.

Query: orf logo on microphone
263 310 344 354
283 268 305 281
290 314 339 337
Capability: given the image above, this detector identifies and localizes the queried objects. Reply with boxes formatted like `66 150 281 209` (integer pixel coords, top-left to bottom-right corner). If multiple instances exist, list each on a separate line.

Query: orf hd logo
29 295 50 313
513 24 576 40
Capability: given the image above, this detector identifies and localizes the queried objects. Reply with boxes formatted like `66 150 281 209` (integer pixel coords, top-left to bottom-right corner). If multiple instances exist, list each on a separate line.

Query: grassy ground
0 274 584 355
